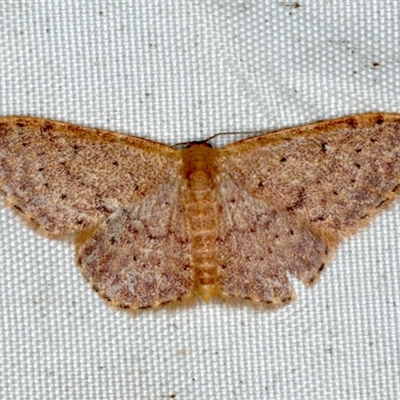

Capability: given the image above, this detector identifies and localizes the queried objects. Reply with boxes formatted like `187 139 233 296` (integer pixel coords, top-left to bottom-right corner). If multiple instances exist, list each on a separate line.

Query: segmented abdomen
183 170 218 300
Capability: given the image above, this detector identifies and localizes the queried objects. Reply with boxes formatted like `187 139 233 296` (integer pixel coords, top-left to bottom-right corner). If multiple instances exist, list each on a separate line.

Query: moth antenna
205 129 276 144
173 129 275 148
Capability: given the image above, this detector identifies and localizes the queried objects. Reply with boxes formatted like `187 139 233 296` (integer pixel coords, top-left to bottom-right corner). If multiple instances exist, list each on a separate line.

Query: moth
0 113 399 309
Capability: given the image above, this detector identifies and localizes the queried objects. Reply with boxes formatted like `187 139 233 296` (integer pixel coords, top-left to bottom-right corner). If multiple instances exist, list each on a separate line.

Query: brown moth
0 113 400 309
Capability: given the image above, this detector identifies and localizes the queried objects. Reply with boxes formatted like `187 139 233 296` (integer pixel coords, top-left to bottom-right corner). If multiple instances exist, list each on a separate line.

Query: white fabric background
0 1 399 399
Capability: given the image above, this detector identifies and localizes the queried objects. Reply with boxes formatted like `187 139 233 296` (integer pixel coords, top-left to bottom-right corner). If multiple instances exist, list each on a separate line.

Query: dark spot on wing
14 205 24 213
43 123 54 132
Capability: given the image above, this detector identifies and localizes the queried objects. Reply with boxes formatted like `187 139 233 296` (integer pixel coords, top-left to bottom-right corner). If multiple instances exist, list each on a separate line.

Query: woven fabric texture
0 1 399 399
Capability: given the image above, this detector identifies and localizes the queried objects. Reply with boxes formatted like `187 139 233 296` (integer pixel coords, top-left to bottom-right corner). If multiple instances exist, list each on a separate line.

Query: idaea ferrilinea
1 113 399 309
